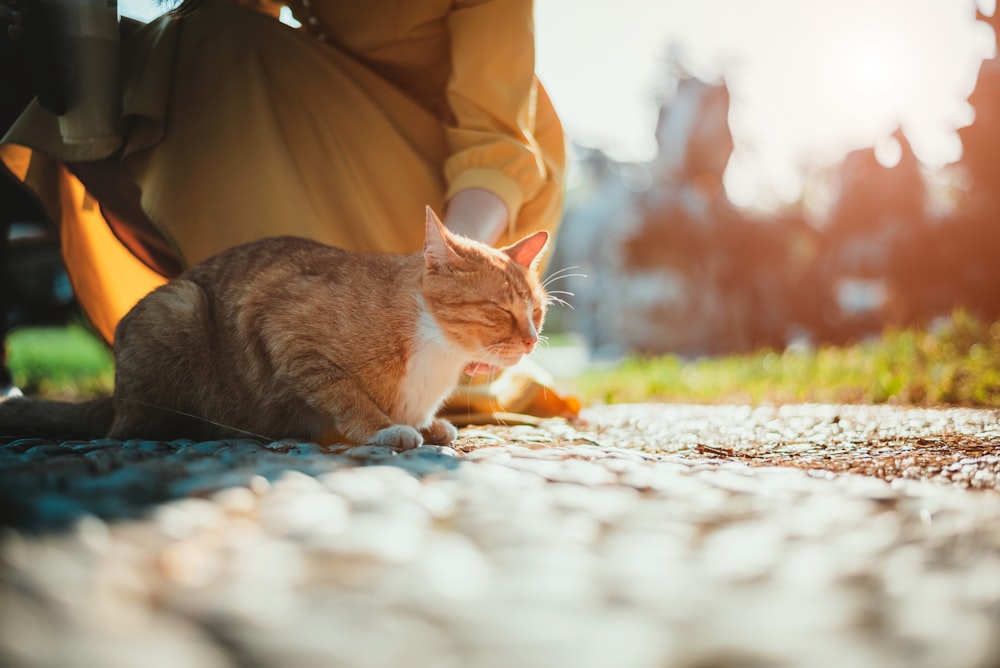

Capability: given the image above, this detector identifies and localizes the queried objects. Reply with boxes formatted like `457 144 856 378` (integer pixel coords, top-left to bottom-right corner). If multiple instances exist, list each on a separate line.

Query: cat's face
428 257 547 370
421 208 549 372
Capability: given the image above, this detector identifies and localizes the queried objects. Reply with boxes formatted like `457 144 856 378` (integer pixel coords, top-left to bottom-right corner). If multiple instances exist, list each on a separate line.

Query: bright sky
121 0 997 209
535 0 997 208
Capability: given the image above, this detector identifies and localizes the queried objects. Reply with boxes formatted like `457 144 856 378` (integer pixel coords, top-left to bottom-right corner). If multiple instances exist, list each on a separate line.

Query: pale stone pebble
482 544 603 605
824 512 903 573
680 586 868 668
248 474 271 495
447 602 673 668
0 607 235 668
778 491 881 539
231 595 464 668
461 445 511 461
318 467 397 504
411 479 460 519
451 458 549 491
153 498 228 540
209 486 258 515
322 465 459 519
615 463 659 491
695 467 765 494
373 531 493 608
161 534 306 626
317 513 429 564
257 488 350 539
533 457 619 486
972 468 997 487
599 530 699 618
700 520 786 581
270 469 326 493
545 481 640 522
3 403 1000 667
888 573 996 668
506 425 554 444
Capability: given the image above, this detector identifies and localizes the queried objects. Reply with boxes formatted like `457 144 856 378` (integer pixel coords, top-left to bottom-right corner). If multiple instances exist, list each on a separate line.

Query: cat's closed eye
494 305 518 327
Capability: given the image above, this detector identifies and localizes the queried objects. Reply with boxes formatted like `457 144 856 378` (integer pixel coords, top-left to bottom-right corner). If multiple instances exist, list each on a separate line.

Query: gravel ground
3 403 1000 668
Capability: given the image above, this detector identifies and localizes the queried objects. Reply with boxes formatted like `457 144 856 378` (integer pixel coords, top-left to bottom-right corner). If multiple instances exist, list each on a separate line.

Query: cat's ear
503 230 550 270
424 206 462 270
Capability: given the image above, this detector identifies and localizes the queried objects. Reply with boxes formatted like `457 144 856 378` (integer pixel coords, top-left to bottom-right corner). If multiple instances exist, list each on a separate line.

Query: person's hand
444 188 508 245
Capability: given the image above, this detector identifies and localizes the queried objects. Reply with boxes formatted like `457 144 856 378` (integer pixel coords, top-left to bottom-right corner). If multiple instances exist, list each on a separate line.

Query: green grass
7 322 114 399
574 310 1000 408
8 310 1000 408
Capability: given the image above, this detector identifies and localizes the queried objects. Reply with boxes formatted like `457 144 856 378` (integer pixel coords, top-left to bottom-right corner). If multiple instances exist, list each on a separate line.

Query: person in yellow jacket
0 0 574 419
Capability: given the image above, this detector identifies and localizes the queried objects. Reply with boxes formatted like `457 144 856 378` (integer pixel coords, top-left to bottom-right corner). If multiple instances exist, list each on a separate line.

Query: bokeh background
535 0 1000 360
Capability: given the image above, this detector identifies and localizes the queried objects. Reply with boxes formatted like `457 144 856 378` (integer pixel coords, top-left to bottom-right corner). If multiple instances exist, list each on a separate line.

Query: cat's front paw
421 418 458 445
369 424 423 451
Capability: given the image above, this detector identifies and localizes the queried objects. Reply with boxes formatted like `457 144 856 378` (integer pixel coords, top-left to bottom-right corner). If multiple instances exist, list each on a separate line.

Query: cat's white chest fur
394 305 469 427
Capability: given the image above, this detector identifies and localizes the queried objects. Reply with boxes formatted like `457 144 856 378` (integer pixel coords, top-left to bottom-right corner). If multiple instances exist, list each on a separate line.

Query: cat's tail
0 397 114 440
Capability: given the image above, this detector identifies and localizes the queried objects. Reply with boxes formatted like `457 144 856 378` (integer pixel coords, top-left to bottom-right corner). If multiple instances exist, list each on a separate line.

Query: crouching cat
0 207 549 450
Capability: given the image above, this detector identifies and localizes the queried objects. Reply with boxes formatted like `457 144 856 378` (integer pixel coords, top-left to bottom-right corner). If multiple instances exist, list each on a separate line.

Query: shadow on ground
0 437 460 531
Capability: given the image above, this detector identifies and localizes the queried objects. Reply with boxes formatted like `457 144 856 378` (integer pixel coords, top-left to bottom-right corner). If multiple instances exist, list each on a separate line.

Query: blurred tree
957 8 1000 209
887 7 1000 324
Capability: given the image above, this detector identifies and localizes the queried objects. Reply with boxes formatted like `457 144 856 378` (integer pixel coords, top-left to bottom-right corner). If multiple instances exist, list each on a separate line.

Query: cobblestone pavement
3 403 1000 668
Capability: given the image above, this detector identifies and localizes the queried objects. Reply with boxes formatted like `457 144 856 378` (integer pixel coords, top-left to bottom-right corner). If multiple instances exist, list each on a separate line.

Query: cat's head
421 207 549 373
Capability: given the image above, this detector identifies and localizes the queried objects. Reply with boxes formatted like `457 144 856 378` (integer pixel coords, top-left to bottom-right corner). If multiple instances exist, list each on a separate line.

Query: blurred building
957 8 1000 211
886 7 1000 324
550 74 829 357
550 6 1000 358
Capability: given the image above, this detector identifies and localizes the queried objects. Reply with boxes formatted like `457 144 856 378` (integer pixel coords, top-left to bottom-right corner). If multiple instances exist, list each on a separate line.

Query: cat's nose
522 335 538 352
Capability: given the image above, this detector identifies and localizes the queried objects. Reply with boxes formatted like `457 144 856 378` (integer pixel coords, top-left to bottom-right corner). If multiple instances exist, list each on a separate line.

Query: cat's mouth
463 362 503 377
463 356 523 376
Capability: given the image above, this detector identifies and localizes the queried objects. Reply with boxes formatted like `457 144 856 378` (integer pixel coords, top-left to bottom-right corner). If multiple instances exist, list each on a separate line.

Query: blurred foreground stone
2 404 1000 668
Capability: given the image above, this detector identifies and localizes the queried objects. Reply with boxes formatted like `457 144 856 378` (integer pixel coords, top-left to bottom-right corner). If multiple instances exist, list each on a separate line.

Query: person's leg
125 2 450 268
66 157 182 278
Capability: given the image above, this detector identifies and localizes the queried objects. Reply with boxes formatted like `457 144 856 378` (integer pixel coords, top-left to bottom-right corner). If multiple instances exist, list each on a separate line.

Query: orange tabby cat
0 208 549 449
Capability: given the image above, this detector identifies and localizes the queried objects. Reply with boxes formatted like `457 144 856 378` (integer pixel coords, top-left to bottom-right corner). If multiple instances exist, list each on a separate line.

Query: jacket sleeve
444 0 548 224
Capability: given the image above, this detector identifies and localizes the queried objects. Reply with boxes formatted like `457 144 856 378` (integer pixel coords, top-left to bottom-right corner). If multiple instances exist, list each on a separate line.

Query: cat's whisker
543 272 587 286
541 266 586 290
546 294 573 309
545 290 575 306
118 398 274 441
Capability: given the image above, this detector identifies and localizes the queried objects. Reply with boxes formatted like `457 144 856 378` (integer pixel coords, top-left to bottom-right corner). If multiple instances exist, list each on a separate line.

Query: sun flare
841 41 904 106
